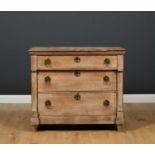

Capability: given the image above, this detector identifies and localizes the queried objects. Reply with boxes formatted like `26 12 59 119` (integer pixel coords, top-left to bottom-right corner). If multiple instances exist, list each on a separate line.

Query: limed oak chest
29 47 125 131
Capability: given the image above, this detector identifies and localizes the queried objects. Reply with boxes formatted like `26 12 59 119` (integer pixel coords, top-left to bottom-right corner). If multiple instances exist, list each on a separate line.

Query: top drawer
37 56 117 70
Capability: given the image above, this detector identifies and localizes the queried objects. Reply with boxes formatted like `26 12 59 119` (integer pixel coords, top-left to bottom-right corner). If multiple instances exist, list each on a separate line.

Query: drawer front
38 92 116 116
37 56 117 70
38 71 116 92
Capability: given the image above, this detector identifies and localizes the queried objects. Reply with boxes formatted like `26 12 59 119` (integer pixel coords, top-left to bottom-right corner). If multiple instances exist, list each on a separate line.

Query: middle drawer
38 71 116 92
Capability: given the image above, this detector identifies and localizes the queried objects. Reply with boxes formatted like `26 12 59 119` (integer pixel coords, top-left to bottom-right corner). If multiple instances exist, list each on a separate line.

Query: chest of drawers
29 47 125 131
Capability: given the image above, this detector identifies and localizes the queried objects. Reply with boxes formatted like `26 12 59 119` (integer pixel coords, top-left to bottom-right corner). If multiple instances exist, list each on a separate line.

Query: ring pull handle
45 100 52 108
104 58 110 65
74 56 81 63
74 71 81 77
103 76 109 82
103 100 110 107
44 76 51 83
44 58 51 65
74 93 81 101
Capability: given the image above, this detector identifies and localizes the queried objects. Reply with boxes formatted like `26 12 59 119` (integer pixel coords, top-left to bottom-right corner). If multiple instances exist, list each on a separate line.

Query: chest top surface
28 47 125 55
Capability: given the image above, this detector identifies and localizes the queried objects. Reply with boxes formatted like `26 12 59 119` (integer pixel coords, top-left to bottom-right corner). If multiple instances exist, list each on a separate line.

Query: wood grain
38 71 116 92
31 55 37 71
31 70 39 125
117 72 124 112
37 55 117 70
30 51 125 56
38 92 116 116
116 55 124 126
117 55 124 71
29 47 125 129
29 46 125 52
39 116 116 124
116 72 124 125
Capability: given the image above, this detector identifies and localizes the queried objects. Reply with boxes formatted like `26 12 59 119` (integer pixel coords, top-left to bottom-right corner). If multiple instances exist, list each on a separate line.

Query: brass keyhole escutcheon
104 58 110 65
44 58 51 65
74 93 81 101
45 100 52 108
74 56 81 63
103 76 109 82
103 100 110 107
44 76 51 83
74 71 81 77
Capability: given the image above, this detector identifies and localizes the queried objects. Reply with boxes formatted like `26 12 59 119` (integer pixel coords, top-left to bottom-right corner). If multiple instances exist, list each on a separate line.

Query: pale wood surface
31 55 37 71
116 72 124 125
116 72 124 112
39 116 116 124
38 92 116 116
117 55 124 71
29 47 125 55
29 47 125 52
0 103 155 144
37 56 117 70
29 47 125 129
38 71 116 92
31 72 39 125
116 55 124 125
30 51 125 56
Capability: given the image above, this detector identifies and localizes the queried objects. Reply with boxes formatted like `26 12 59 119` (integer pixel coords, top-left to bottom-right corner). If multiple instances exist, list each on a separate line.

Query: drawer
38 71 116 92
38 92 116 116
37 56 117 70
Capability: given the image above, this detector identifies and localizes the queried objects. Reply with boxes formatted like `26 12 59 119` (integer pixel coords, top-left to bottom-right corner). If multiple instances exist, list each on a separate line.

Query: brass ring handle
103 100 110 106
104 58 110 65
45 100 52 108
74 56 81 63
44 76 51 83
74 93 81 101
103 76 109 82
44 58 51 65
74 71 81 77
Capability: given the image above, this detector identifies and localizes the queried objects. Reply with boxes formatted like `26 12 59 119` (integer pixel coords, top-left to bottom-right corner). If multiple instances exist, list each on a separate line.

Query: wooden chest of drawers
29 47 125 131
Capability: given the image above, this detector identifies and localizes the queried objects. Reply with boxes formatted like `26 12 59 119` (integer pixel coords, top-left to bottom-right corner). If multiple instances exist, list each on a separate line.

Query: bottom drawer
38 92 116 116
